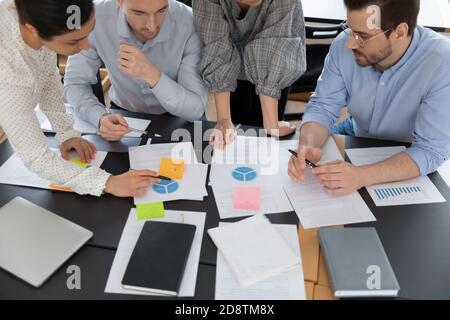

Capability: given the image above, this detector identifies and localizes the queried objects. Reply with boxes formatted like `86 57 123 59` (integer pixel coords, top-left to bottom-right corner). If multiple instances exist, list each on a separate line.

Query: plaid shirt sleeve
193 0 241 93
244 0 307 99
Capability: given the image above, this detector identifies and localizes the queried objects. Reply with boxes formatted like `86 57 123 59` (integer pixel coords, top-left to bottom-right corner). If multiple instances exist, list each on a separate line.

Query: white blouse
0 0 110 196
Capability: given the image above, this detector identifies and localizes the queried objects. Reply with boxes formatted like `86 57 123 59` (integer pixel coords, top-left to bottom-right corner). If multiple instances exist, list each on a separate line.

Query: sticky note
70 159 89 168
48 184 73 193
136 202 165 220
233 187 261 211
159 158 185 180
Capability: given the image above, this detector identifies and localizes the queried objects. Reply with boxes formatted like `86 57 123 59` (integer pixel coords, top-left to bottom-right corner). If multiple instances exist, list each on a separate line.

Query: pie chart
153 179 179 194
232 167 257 182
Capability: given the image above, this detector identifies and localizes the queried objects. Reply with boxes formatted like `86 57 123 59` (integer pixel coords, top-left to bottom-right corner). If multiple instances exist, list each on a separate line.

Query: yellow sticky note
136 202 165 221
159 158 185 180
70 159 89 168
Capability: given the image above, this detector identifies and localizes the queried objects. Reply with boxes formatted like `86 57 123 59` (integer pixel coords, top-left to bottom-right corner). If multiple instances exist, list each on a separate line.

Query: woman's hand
61 137 96 163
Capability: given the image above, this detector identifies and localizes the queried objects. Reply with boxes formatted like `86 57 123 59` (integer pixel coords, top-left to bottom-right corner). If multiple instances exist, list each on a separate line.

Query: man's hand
104 170 161 197
288 145 322 182
312 160 366 196
210 119 236 150
99 114 130 141
61 137 97 164
118 42 161 87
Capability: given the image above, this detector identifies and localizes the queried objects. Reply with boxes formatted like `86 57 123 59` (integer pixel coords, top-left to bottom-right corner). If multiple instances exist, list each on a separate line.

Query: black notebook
122 221 196 296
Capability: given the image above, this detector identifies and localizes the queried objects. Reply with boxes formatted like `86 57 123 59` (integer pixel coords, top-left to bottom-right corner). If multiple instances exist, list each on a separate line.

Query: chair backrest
290 24 343 94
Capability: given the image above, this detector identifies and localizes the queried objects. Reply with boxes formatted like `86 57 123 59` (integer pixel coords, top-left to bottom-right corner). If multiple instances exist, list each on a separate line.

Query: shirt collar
389 27 421 72
116 6 172 48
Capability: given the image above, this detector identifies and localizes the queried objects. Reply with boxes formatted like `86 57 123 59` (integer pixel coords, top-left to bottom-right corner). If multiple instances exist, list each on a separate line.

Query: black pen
288 149 318 168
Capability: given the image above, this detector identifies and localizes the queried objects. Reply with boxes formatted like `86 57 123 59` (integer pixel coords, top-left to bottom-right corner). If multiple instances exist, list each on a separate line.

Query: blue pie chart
153 179 179 194
232 167 257 182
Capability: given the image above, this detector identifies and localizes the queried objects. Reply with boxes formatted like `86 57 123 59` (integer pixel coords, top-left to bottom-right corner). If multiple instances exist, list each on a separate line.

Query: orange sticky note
159 158 185 180
48 184 73 193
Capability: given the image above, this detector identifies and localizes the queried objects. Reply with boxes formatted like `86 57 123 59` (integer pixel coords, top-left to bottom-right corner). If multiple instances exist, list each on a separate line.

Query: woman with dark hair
193 0 307 149
0 0 160 197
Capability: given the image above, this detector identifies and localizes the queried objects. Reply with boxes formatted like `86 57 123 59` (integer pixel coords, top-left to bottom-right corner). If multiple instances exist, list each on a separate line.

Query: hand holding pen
287 146 322 182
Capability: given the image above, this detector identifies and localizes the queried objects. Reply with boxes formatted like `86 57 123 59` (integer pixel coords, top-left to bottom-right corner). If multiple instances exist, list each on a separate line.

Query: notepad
208 215 300 288
122 221 196 296
233 187 261 211
136 202 165 220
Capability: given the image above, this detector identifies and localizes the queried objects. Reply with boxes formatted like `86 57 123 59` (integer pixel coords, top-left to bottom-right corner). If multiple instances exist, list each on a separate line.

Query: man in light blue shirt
64 0 208 141
289 0 450 195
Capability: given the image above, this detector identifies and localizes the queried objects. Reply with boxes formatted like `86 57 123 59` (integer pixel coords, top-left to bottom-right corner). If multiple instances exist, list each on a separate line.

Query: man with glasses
288 0 450 195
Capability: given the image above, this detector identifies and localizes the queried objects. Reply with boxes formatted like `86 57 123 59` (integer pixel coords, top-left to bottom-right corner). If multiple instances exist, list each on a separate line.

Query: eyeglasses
340 21 392 47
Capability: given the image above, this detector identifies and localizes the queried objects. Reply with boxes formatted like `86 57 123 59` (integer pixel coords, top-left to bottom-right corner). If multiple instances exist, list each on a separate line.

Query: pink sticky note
233 187 261 211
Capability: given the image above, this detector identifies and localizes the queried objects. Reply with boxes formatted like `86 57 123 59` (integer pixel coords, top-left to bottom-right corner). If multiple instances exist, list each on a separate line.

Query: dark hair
15 0 94 40
343 0 420 36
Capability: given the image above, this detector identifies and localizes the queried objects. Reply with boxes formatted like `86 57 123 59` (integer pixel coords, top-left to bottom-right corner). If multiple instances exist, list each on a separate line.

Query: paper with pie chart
129 143 208 205
209 136 293 219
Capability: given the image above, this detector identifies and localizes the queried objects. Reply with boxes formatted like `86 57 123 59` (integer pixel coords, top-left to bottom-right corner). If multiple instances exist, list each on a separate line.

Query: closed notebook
318 227 400 298
122 221 196 296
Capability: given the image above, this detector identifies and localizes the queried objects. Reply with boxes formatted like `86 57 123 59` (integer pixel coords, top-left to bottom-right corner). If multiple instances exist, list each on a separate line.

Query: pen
288 149 318 168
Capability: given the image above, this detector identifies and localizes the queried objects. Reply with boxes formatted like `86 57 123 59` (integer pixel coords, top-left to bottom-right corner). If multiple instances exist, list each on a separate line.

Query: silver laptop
0 197 93 288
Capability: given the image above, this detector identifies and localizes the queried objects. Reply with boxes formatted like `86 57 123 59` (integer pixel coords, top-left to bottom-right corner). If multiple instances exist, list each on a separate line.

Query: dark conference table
0 112 449 300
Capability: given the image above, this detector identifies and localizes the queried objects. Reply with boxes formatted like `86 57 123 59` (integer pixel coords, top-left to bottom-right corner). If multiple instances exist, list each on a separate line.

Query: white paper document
0 149 107 190
346 147 446 206
438 160 450 189
208 215 300 288
37 105 150 138
129 143 208 204
215 223 306 300
210 136 293 219
105 210 206 297
281 138 376 229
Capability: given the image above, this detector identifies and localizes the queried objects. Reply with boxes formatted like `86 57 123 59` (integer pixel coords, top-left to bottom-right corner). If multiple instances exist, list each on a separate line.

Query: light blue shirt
64 0 208 126
303 26 450 176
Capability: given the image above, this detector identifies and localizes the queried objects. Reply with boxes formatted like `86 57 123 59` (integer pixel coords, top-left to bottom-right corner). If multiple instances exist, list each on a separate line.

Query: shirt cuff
404 146 429 176
207 81 238 94
151 72 173 99
255 84 282 100
301 111 334 133
89 104 108 129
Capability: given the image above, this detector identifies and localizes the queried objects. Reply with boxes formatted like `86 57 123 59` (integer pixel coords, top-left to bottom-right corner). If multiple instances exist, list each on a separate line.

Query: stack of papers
0 149 107 191
36 105 151 138
281 138 376 229
346 146 446 206
215 223 306 300
129 143 208 204
208 215 300 288
210 136 293 219
438 160 450 189
105 210 206 297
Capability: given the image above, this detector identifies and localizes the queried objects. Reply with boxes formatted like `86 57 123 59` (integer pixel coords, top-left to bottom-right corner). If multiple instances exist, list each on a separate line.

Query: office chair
285 24 344 120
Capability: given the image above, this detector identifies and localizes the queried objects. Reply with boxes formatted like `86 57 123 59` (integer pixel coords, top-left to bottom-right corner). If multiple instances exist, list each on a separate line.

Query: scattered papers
36 105 151 138
215 223 306 300
210 136 293 219
346 147 446 206
105 210 206 297
129 143 208 204
281 138 376 229
0 149 107 191
208 215 300 288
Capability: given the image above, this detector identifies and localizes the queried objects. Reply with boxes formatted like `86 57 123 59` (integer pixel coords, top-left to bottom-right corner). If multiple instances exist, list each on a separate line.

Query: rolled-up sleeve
404 60 450 176
244 0 307 99
193 0 241 93
302 36 348 132
64 38 107 128
151 29 209 121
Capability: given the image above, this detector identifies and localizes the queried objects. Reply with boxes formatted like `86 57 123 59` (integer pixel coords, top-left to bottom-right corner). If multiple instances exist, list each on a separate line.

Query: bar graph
374 186 422 200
